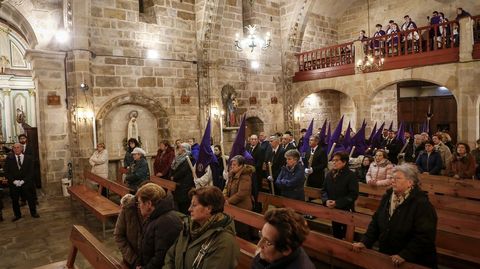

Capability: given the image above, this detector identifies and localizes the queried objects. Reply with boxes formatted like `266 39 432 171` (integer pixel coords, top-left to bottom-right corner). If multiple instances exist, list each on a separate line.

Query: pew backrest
150 175 176 193
84 170 132 197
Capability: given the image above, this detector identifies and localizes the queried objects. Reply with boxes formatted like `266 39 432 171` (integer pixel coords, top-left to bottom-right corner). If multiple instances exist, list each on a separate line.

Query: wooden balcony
294 18 475 82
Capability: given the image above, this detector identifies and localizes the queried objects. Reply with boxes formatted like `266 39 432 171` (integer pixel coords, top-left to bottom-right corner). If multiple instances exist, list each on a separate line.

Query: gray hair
269 135 280 142
180 142 191 153
284 149 300 160
392 163 420 185
230 155 246 166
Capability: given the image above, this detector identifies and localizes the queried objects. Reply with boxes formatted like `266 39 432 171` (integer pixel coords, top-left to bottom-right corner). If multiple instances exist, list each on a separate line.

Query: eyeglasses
258 231 274 247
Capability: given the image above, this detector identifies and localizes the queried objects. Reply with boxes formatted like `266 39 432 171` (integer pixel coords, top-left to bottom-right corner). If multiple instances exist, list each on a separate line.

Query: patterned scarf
171 152 188 170
389 187 412 217
189 213 226 240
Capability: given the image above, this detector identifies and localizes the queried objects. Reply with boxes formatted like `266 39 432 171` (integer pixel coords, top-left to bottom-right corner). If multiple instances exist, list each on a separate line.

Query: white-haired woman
170 142 195 214
353 163 438 268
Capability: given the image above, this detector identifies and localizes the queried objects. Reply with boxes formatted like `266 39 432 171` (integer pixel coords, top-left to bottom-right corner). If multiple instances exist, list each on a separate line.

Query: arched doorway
295 89 356 134
373 80 457 142
245 117 264 138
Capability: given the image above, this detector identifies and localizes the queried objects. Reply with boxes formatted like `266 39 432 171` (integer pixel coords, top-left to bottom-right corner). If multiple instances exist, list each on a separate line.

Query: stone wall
371 84 397 129
301 13 338 52
296 90 355 132
337 0 480 44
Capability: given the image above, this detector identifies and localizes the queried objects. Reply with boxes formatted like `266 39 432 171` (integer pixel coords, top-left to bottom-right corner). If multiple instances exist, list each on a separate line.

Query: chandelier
356 54 385 72
234 25 271 53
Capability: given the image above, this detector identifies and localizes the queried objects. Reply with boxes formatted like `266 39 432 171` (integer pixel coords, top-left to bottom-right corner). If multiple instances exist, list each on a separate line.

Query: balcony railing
293 18 475 82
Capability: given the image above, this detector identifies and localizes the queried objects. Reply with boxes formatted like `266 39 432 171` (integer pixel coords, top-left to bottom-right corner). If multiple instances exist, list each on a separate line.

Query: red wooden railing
473 15 480 59
294 19 462 82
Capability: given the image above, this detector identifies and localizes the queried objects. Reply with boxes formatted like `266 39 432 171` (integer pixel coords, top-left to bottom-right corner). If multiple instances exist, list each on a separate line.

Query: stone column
2 88 13 142
459 16 473 62
28 89 36 127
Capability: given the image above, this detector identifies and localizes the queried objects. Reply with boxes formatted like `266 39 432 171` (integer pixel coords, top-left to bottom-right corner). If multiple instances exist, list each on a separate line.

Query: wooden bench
68 170 132 237
258 192 370 242
150 175 177 193
305 186 480 265
67 225 127 269
117 167 128 183
420 174 480 188
224 204 427 269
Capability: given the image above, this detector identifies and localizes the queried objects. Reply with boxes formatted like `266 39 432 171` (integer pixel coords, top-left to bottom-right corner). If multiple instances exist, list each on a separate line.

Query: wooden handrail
67 225 127 269
84 170 132 197
224 204 427 269
150 175 177 192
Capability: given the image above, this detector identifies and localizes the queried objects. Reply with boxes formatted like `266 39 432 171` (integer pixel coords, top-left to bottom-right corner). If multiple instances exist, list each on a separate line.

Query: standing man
258 132 271 153
297 128 307 151
18 134 39 205
265 135 286 195
4 143 39 221
432 134 452 175
303 135 328 188
248 134 266 193
282 132 296 151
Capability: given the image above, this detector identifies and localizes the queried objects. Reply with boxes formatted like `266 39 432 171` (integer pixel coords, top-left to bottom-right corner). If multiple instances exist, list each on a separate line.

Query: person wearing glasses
321 151 359 239
251 208 314 269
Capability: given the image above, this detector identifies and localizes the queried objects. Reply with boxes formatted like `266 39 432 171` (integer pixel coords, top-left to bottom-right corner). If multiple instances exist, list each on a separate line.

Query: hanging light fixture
356 54 384 72
235 25 271 53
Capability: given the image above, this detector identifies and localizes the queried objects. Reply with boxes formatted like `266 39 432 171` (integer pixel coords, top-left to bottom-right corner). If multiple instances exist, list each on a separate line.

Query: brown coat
114 195 143 268
225 165 254 210
447 153 476 179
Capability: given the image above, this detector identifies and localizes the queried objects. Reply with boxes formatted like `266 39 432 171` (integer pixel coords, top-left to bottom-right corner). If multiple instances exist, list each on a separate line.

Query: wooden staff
186 157 197 179
268 161 275 195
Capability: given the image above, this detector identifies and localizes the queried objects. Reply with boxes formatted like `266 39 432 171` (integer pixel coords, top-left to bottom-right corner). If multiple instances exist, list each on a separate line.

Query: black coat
303 146 328 188
249 144 265 178
321 167 358 211
251 247 315 269
4 153 34 188
140 197 183 269
385 139 401 164
264 146 286 181
171 157 195 204
362 187 438 268
403 139 416 163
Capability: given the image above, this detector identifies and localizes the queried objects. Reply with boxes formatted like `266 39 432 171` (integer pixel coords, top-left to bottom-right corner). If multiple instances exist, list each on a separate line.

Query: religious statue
15 108 27 135
0 55 10 74
127 110 139 141
221 84 238 127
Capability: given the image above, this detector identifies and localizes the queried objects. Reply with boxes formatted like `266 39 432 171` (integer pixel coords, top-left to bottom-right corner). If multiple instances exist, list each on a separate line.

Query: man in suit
303 135 328 188
18 134 39 205
265 135 286 195
4 143 39 221
282 131 296 151
258 132 271 152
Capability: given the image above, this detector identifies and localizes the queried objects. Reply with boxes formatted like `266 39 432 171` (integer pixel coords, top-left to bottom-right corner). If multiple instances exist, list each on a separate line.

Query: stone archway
294 89 357 134
0 2 38 48
96 94 169 146
245 116 264 138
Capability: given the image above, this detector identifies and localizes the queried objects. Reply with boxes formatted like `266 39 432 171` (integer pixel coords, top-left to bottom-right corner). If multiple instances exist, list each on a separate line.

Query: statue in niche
0 55 10 74
15 107 30 135
127 110 139 141
221 84 238 127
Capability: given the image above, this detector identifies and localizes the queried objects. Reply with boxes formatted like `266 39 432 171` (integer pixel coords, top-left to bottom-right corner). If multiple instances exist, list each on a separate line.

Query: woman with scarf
321 151 359 239
153 140 175 178
275 149 305 201
447 142 476 179
163 186 239 269
366 150 394 187
213 145 228 190
171 143 195 214
352 164 438 268
137 183 182 268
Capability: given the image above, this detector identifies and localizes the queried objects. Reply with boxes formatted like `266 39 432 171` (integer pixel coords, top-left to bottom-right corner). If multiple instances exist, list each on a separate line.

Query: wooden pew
117 167 128 183
66 225 127 269
235 237 256 269
258 192 370 242
305 186 480 265
224 204 427 269
420 174 480 188
68 170 132 237
150 175 176 193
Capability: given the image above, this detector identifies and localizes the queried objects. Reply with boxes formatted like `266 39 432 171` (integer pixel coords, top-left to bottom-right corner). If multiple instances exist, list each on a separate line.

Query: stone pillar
459 16 473 62
28 89 36 127
25 49 70 195
353 40 365 74
2 88 12 142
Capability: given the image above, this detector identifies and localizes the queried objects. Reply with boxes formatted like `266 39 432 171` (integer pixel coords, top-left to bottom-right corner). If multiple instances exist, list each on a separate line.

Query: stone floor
0 189 122 269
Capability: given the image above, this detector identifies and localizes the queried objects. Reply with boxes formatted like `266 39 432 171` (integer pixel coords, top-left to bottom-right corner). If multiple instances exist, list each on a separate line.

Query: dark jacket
191 143 200 163
415 151 443 175
163 214 239 269
140 197 183 269
114 195 143 268
264 146 286 182
4 153 34 188
251 247 315 269
447 153 476 179
303 146 328 188
171 156 195 204
124 148 134 168
362 187 438 268
154 147 175 177
125 158 150 191
276 162 305 201
321 167 359 211
355 165 369 183
249 144 265 179
403 139 416 163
